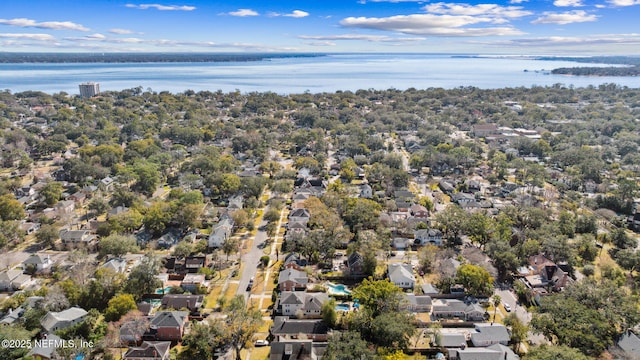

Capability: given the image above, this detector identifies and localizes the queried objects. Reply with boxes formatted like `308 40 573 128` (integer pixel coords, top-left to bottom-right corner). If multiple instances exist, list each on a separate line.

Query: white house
41 307 88 333
277 292 329 318
388 263 415 289
22 254 54 272
414 228 443 246
0 270 32 291
208 217 234 248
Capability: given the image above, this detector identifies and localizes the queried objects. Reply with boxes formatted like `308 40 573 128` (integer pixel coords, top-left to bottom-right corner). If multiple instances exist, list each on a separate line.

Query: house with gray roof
388 263 415 289
41 307 88 333
27 334 63 360
270 340 326 360
123 341 171 360
401 293 432 313
278 268 308 291
432 300 486 322
101 258 127 273
160 294 204 313
271 316 329 342
414 228 443 246
617 330 640 359
22 254 54 272
0 270 32 291
470 323 510 347
149 311 189 341
438 333 467 349
208 217 234 248
276 292 329 318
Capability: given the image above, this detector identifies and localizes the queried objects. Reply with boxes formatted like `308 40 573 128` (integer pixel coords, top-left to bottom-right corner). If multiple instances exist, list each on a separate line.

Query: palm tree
492 294 501 324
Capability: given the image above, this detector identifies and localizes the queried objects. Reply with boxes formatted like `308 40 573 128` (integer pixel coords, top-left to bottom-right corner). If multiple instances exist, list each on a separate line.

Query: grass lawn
224 283 239 300
206 284 224 309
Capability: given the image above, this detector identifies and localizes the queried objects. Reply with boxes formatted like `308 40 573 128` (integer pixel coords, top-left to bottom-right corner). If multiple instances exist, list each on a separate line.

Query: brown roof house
160 294 204 313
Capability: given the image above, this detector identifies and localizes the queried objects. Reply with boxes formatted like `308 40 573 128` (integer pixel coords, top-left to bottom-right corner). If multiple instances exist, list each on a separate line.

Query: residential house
68 191 86 205
184 256 206 273
157 231 180 249
0 307 24 325
414 228 443 246
20 221 41 235
120 317 151 345
523 254 572 291
438 333 467 349
438 180 455 194
41 307 88 333
346 251 365 276
276 292 329 318
409 204 429 218
359 184 373 199
55 200 75 215
452 192 475 206
160 294 204 313
22 254 54 272
617 330 640 359
401 294 432 313
180 274 206 293
123 341 171 360
470 324 510 347
289 208 311 225
0 270 32 291
100 176 115 191
393 237 413 250
208 217 234 248
227 195 244 209
148 311 189 342
388 263 415 289
472 123 499 138
271 316 329 342
101 258 127 273
270 340 326 360
432 300 486 322
453 345 519 360
27 334 63 360
59 229 96 249
278 268 308 291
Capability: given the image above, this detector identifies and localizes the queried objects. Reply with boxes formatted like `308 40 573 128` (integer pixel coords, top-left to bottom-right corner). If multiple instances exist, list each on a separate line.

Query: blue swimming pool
155 286 173 294
335 303 351 312
326 283 351 296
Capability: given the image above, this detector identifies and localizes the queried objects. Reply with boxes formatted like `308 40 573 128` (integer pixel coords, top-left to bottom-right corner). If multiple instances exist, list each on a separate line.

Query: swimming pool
326 282 351 296
155 286 173 294
335 303 351 312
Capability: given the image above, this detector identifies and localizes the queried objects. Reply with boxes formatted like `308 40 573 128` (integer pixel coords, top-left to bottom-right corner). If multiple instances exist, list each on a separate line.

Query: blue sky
1 0 639 54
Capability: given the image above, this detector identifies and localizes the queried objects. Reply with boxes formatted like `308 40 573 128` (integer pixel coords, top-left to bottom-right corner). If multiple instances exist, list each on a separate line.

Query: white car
254 339 269 347
503 303 512 312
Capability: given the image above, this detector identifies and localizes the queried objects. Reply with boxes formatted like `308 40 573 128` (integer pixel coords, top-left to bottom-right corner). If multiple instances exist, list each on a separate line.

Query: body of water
1 53 639 95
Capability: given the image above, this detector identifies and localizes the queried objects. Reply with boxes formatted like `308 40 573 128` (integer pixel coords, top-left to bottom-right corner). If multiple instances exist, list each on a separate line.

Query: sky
1 0 639 55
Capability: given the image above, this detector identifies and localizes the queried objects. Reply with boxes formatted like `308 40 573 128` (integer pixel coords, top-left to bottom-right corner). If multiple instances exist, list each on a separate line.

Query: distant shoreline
0 52 325 64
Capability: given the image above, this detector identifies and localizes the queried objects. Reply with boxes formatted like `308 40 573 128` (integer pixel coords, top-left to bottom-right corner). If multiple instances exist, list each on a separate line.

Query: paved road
237 219 268 302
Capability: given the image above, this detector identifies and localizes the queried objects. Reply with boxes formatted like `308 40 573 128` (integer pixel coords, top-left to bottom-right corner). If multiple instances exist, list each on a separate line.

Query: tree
132 160 161 195
224 295 263 360
263 208 280 223
352 278 403 317
466 211 493 248
99 234 138 259
343 198 382 232
0 325 35 359
88 197 109 217
324 331 374 360
455 264 494 297
173 240 194 259
179 320 226 360
143 202 171 236
35 223 58 248
40 181 63 206
230 209 249 229
124 253 163 300
104 294 137 322
492 295 501 323
504 313 528 352
322 299 337 328
370 311 416 350
523 345 590 360
0 194 24 221
434 204 468 244
222 237 240 260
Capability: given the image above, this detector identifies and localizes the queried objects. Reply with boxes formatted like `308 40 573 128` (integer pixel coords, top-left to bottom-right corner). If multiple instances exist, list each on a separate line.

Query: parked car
503 302 511 312
254 339 269 347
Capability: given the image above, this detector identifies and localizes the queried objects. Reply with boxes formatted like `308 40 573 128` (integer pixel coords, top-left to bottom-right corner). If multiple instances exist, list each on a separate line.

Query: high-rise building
78 82 100 98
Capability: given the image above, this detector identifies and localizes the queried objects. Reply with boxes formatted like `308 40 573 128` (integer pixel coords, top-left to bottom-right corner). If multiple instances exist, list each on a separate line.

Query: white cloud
607 0 640 6
109 28 139 35
268 10 309 18
299 34 426 42
340 14 525 36
0 18 89 31
0 33 56 41
423 3 533 20
553 0 584 6
509 0 528 3
228 9 259 17
531 10 597 24
125 3 196 11
285 10 310 18
303 41 337 46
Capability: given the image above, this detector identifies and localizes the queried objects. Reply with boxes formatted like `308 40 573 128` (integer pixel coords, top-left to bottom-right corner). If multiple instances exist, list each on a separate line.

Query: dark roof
270 341 319 360
271 317 328 336
160 294 204 311
124 341 171 359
